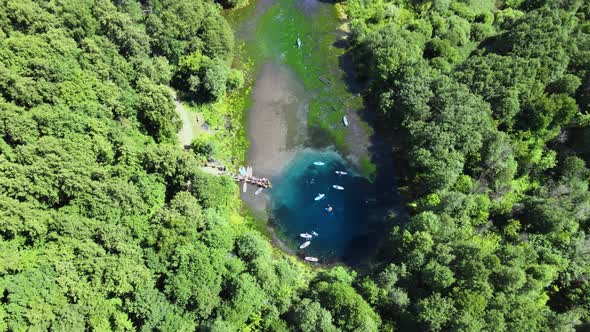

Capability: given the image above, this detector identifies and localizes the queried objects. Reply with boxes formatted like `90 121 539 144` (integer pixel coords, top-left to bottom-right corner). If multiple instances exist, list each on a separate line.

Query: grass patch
184 83 252 170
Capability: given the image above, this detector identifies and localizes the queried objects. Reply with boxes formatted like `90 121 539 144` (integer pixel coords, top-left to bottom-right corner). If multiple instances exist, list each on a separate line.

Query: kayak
300 233 313 239
343 116 349 127
319 76 331 85
305 257 319 262
335 171 348 175
312 231 319 236
299 241 311 249
313 161 325 166
314 193 325 201
333 185 344 190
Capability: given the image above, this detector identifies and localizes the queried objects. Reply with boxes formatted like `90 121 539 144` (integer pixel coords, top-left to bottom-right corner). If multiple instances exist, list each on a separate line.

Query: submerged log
319 75 331 85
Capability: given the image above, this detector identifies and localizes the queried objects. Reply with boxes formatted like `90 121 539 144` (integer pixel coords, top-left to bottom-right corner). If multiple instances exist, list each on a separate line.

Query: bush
234 231 272 262
175 52 232 102
471 22 495 42
191 135 217 160
227 69 245 91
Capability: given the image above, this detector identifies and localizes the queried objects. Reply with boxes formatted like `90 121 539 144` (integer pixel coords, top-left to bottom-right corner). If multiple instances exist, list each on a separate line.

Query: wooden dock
230 174 272 189
204 162 271 190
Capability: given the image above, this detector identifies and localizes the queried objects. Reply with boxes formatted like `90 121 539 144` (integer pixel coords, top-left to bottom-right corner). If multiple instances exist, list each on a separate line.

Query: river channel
228 0 401 265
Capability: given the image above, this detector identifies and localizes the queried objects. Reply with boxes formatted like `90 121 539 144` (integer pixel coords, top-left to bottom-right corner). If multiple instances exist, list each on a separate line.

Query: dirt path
174 95 200 149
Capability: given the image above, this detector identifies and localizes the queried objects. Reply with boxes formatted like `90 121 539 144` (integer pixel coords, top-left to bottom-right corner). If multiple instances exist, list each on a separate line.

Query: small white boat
335 171 348 175
305 257 319 262
299 241 311 249
312 231 319 236
255 188 263 195
333 185 344 190
300 233 313 239
343 116 349 127
314 193 325 201
313 161 325 166
296 37 302 48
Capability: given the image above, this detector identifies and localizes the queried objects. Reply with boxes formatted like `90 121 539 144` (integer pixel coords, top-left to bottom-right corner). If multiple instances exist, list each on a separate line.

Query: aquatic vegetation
227 0 376 178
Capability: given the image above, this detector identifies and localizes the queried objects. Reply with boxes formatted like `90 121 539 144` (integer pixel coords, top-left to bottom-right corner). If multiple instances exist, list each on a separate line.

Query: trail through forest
175 97 199 148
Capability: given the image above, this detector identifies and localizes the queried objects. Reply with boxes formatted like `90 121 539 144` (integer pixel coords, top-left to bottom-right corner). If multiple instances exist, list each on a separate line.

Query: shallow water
240 61 306 214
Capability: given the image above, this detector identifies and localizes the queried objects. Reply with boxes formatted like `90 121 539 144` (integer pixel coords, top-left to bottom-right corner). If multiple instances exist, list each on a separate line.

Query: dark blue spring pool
269 149 390 264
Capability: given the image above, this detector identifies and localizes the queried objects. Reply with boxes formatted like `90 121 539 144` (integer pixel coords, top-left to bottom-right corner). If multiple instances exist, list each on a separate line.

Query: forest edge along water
221 0 403 266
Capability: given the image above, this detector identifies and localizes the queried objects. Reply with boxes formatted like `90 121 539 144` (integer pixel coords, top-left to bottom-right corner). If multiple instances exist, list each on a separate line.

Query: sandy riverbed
240 61 308 213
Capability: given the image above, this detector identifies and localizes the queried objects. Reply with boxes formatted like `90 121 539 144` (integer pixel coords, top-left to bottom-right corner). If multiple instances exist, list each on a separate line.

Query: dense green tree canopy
1 0 590 330
0 1 377 330
346 0 590 330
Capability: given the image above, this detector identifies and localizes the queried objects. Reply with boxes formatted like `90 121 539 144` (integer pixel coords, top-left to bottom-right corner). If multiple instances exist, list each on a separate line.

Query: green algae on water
226 0 376 181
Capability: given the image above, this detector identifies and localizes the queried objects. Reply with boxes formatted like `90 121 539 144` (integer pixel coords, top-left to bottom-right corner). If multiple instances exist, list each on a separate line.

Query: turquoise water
270 149 389 264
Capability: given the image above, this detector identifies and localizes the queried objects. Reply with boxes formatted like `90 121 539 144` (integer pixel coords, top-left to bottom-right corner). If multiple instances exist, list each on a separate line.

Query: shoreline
226 0 402 266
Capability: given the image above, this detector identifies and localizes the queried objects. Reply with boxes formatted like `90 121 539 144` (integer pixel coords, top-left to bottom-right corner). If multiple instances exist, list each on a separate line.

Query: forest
347 0 590 330
0 0 375 330
0 0 589 331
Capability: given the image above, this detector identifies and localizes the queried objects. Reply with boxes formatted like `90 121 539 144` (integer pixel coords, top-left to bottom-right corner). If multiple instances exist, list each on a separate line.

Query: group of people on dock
204 161 272 188
250 176 271 188
234 174 272 188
